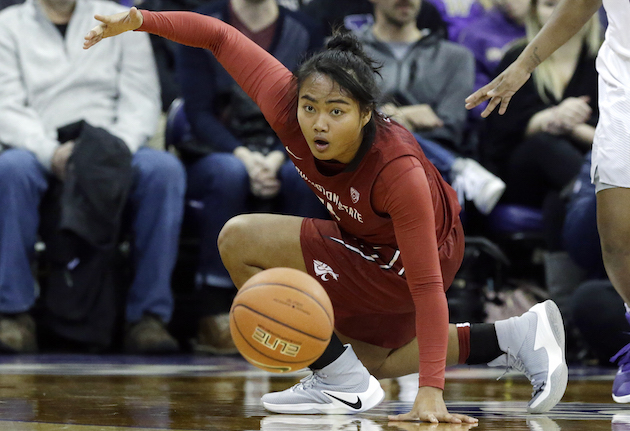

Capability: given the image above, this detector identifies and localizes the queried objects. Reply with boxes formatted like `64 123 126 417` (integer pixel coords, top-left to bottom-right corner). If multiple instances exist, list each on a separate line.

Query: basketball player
84 8 567 422
464 0 630 404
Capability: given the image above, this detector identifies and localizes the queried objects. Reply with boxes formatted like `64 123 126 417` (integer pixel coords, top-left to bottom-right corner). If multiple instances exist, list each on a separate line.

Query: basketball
229 267 334 373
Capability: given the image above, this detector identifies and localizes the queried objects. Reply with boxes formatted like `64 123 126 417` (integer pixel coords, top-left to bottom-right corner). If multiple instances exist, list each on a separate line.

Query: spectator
0 0 185 353
354 0 505 215
300 0 447 39
0 0 21 11
428 0 488 42
458 0 529 118
480 0 602 209
175 0 328 354
136 0 207 112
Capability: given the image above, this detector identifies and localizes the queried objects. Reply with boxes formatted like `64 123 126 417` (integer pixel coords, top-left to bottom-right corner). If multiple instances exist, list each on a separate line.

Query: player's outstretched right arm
83 8 295 132
83 7 143 49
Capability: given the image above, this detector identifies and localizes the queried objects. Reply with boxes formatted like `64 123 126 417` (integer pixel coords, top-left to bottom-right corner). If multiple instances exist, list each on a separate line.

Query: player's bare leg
341 301 567 414
335 326 461 378
597 188 630 305
218 213 306 289
597 188 630 402
219 213 384 414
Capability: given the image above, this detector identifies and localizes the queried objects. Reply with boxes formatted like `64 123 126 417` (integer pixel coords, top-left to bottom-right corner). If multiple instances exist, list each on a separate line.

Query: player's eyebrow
300 94 351 105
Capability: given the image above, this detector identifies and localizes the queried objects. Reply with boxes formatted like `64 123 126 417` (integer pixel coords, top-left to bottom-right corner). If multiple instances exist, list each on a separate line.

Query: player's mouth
314 138 330 152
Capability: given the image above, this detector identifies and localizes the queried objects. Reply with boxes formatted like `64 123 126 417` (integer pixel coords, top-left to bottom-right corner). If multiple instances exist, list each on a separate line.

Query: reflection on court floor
0 354 622 431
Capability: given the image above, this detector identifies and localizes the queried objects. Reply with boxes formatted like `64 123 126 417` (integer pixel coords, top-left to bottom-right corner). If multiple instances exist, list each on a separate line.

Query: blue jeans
562 153 603 277
185 152 327 289
0 147 186 323
414 134 456 181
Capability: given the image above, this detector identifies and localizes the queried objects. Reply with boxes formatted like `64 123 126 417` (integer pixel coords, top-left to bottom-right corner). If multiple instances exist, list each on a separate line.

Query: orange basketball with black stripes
229 267 334 373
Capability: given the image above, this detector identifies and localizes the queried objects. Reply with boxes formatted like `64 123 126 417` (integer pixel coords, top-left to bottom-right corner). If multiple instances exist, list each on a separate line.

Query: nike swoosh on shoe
322 392 362 410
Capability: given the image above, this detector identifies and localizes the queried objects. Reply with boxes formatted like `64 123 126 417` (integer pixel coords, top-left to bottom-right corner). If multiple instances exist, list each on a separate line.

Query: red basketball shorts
300 218 464 349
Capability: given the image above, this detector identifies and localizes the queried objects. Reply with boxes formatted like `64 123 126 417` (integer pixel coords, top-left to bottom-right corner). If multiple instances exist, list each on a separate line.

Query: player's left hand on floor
388 411 478 424
387 421 479 430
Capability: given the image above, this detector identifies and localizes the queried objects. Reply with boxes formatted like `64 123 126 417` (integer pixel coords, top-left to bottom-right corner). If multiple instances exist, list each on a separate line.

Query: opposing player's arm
465 0 602 117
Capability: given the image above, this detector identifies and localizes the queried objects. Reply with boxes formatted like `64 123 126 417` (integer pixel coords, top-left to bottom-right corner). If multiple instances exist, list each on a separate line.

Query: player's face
297 73 372 164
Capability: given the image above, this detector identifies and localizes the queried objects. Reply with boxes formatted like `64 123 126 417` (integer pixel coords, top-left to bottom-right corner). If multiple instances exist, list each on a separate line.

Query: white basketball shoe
490 300 568 413
261 344 385 414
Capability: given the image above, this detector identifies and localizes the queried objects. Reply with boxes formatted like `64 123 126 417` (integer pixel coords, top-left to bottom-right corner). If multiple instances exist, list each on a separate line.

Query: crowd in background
0 0 625 370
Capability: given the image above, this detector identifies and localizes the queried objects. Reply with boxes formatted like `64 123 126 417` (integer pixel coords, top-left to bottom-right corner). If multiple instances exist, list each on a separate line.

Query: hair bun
326 32 364 57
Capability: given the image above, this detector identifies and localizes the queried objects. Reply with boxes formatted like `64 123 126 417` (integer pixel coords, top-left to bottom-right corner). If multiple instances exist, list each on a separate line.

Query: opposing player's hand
83 7 144 49
388 386 478 424
465 61 531 118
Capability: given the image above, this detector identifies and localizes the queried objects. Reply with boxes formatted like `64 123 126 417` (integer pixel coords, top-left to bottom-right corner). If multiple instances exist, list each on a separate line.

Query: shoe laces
497 348 545 398
294 371 328 391
611 343 630 371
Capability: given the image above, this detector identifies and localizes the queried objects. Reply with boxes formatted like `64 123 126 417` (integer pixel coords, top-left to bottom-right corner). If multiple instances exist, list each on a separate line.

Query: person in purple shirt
428 0 488 42
458 0 528 117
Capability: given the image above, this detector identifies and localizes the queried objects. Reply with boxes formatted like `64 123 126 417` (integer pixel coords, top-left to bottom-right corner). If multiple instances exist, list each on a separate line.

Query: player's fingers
83 28 103 49
423 413 439 424
441 415 461 424
466 79 499 107
465 91 490 109
498 95 513 115
389 412 432 422
93 13 109 23
451 413 478 424
388 413 413 421
481 96 501 118
85 25 102 38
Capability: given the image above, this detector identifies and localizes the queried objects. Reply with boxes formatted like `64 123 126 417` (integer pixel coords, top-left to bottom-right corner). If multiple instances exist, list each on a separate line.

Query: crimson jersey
139 11 462 389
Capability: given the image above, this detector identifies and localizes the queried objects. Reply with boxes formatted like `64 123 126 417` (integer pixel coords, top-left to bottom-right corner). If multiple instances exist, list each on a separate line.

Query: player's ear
360 109 372 129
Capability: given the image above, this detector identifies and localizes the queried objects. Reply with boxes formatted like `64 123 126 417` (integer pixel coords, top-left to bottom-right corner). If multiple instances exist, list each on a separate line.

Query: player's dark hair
295 28 384 140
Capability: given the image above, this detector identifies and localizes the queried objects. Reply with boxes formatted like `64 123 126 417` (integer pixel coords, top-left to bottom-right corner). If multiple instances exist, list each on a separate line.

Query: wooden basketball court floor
0 354 627 431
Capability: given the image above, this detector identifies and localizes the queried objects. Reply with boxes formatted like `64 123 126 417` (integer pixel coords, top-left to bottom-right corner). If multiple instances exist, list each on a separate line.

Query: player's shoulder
374 119 424 156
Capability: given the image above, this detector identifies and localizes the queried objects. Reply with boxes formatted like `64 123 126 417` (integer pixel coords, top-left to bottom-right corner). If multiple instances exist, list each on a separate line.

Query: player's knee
218 214 257 267
600 228 630 259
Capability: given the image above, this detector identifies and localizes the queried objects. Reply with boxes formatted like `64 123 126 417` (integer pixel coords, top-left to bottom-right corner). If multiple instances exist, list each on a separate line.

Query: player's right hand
465 61 531 118
83 7 144 49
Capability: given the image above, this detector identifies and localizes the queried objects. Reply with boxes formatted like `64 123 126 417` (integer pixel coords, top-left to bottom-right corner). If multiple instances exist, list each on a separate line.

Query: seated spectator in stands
300 0 447 38
0 0 185 353
458 0 528 118
428 0 488 42
136 0 206 112
0 0 21 11
175 0 328 354
481 0 602 210
354 0 505 215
